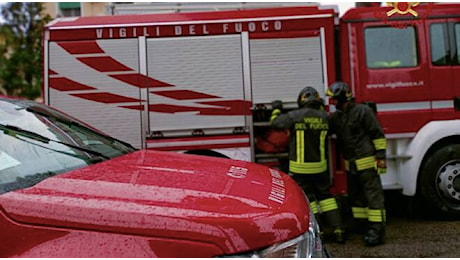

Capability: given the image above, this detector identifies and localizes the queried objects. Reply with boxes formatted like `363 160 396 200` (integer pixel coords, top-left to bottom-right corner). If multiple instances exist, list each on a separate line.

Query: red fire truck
43 3 460 219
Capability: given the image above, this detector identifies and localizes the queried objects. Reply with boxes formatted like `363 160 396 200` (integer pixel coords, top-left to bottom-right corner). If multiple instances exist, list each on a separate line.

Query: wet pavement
326 191 460 258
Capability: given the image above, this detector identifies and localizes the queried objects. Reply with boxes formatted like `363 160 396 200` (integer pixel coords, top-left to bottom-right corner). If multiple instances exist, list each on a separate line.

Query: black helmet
326 81 353 103
297 86 319 108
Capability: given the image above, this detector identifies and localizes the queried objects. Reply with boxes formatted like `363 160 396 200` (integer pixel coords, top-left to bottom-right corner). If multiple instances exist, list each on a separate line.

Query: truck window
430 23 449 66
455 24 460 64
364 26 418 69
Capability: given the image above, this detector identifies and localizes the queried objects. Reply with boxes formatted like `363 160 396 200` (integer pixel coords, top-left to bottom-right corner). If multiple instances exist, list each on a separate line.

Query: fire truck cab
339 3 460 219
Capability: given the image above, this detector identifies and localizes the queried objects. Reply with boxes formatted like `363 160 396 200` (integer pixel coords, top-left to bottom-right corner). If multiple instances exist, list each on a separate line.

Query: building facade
42 2 107 18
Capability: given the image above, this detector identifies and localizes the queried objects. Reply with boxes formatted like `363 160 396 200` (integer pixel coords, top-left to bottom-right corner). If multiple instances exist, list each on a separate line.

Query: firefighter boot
323 209 346 244
333 228 346 244
364 223 385 246
352 218 368 234
319 197 347 243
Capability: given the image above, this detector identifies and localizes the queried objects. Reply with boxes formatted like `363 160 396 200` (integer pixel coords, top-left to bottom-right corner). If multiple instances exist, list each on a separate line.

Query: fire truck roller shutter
249 31 325 106
145 35 247 135
48 39 144 148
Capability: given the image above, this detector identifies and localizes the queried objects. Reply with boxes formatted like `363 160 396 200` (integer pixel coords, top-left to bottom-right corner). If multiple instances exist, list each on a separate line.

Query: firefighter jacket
270 104 329 174
329 102 387 172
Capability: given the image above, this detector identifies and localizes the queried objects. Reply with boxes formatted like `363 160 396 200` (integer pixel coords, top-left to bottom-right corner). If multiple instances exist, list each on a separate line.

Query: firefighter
326 81 387 246
270 86 346 244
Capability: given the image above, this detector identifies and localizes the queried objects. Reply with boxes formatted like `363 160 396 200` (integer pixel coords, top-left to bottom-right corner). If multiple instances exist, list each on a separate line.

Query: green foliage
0 2 51 99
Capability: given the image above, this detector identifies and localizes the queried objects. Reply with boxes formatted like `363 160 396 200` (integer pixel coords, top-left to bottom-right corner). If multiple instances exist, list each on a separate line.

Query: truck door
425 18 457 120
447 18 460 117
47 39 145 148
351 21 431 134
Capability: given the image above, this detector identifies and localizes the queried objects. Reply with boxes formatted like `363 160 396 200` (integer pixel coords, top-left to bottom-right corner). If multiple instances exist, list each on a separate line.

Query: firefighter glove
376 159 387 174
271 100 283 110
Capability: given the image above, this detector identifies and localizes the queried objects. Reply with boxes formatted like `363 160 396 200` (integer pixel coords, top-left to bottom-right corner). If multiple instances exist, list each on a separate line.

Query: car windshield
0 97 137 194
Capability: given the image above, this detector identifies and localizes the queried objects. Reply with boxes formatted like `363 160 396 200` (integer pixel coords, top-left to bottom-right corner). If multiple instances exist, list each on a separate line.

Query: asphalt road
325 191 460 258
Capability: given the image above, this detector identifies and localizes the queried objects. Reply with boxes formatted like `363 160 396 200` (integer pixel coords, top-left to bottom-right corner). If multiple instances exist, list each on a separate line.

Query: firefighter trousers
292 171 344 230
347 167 386 232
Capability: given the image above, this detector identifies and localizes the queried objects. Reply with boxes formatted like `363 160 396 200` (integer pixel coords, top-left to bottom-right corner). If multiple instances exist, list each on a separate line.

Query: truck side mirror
454 97 460 111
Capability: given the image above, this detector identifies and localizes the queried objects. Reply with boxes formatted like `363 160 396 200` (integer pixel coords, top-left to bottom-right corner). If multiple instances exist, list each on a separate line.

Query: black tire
418 144 460 220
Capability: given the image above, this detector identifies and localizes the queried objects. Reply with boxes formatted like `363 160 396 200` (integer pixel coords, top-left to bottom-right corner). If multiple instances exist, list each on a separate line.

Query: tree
0 3 51 99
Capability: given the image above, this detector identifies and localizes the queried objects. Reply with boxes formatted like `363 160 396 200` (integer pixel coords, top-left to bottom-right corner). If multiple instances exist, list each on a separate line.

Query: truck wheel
418 144 460 219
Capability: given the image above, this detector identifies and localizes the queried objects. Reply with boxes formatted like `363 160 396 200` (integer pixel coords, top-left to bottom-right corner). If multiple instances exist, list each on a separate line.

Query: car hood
0 150 310 255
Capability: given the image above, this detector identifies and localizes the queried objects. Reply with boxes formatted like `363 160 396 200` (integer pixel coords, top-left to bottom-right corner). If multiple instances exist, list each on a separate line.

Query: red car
0 96 327 258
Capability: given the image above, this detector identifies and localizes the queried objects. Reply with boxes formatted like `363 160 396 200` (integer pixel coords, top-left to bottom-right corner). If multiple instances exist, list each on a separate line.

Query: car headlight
218 209 329 258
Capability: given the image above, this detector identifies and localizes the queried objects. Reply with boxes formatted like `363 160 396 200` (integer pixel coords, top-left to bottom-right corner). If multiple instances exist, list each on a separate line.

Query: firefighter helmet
326 81 353 103
297 86 320 108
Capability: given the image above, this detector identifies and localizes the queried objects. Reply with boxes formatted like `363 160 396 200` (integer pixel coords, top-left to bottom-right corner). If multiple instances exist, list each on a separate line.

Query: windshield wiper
26 106 137 151
0 123 110 160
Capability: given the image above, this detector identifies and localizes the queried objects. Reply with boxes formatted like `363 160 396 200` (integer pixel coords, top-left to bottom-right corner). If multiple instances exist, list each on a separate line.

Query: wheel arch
400 120 460 196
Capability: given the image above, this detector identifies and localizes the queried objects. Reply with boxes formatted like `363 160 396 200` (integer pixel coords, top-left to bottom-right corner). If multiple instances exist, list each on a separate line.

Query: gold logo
386 2 420 17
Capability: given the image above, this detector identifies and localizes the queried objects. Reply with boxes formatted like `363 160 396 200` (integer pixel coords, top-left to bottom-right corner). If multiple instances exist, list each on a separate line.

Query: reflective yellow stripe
310 201 319 214
356 156 376 171
319 198 339 212
269 109 281 123
352 207 368 219
373 138 387 150
296 130 304 165
290 160 327 173
319 130 327 163
345 156 376 171
368 209 386 222
290 129 327 174
344 160 349 171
